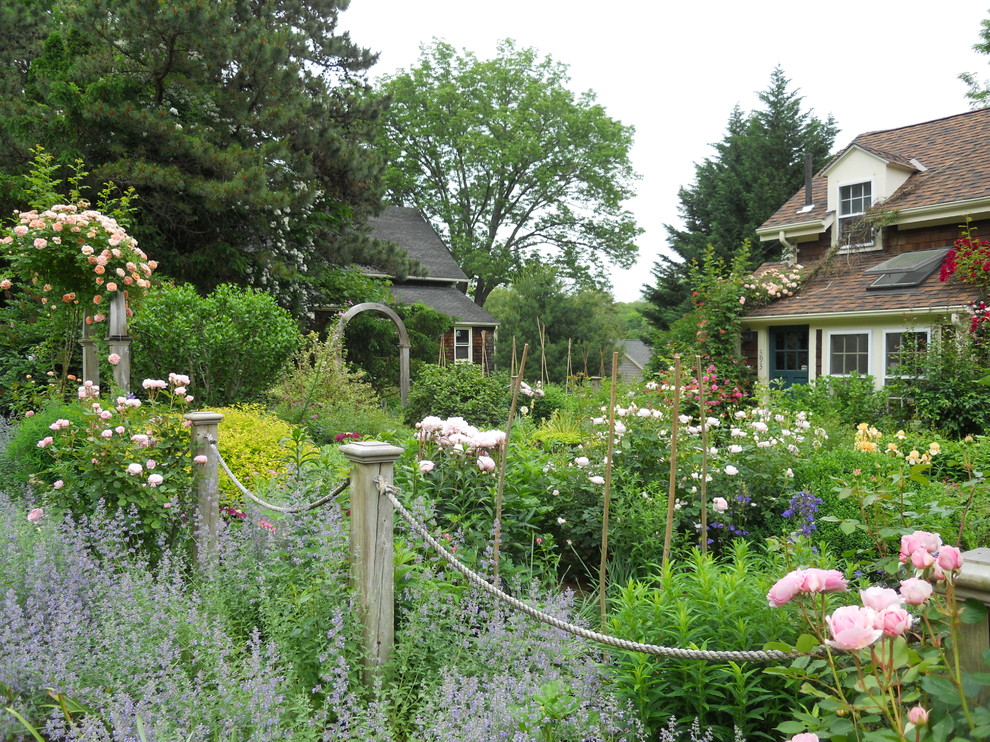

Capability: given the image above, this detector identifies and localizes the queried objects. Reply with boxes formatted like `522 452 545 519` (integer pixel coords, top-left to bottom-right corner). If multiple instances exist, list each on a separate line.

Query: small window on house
454 328 472 363
884 330 928 383
838 182 873 246
829 332 869 376
865 248 949 290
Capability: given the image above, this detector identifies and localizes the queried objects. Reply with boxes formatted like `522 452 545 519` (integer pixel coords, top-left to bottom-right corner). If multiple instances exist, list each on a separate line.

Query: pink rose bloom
910 549 936 570
800 568 848 594
767 570 805 607
174 386 187 396
27 508 44 523
825 605 883 650
712 497 728 513
53 480 64 489
418 460 434 474
146 459 156 469
860 586 901 611
787 735 819 742
900 530 941 564
875 606 912 637
907 706 929 726
259 520 275 532
477 455 496 472
24 410 34 417
185 395 194 402
99 410 112 420
126 463 143 475
107 353 121 365
101 429 113 438
193 455 208 465
900 577 933 605
0 279 12 290
37 436 53 448
937 545 964 572
131 434 150 446
147 473 164 487
114 425 125 434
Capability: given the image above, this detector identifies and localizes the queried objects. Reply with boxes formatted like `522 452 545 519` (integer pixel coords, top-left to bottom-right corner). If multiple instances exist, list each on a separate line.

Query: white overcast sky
340 0 990 302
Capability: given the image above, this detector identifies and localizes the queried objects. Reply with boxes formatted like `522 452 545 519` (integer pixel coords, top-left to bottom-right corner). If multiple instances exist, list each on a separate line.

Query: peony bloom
899 577 934 605
27 508 45 523
875 606 912 637
418 460 435 474
101 429 113 438
860 586 901 611
147 473 164 487
574 456 590 468
767 570 805 607
588 475 605 485
37 436 54 448
476 455 496 472
126 463 143 475
712 497 728 513
724 464 739 476
826 605 883 650
907 706 929 726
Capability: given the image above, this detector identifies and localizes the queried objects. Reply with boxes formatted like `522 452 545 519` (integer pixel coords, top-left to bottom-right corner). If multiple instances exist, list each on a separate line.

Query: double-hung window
838 181 873 247
454 327 472 363
884 330 928 384
829 332 870 376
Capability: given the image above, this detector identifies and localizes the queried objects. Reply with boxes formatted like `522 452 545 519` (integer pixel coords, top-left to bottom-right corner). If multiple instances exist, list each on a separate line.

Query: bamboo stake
511 337 518 378
599 352 619 626
566 339 573 391
697 355 709 554
493 344 529 584
538 318 548 388
663 355 682 566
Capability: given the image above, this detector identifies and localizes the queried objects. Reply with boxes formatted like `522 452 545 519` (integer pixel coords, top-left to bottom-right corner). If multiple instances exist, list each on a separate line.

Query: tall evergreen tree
643 68 837 330
0 0 411 311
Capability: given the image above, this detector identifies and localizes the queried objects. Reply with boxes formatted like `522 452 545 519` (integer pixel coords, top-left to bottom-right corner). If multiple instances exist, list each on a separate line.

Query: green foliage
0 0 411 310
208 404 312 505
378 39 640 306
130 283 301 407
645 67 837 330
960 12 990 108
486 264 622 384
607 543 803 741
405 363 510 428
774 373 889 431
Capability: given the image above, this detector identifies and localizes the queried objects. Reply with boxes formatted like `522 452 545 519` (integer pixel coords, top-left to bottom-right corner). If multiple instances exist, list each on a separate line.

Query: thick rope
208 440 348 513
377 479 805 663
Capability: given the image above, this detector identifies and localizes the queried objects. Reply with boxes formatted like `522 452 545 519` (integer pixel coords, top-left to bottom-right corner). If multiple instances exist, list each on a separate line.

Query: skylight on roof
865 248 949 290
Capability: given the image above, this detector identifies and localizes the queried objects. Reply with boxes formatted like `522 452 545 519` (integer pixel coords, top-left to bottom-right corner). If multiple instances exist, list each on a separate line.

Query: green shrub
405 363 510 428
131 283 301 406
2 403 88 488
775 374 889 430
607 543 804 742
210 404 313 504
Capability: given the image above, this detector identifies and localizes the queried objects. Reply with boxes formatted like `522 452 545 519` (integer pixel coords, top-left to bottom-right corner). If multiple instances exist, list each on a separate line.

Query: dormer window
838 181 873 247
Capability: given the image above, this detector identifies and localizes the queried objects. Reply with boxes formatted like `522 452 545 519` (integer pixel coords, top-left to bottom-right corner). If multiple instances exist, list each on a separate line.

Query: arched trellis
334 302 410 406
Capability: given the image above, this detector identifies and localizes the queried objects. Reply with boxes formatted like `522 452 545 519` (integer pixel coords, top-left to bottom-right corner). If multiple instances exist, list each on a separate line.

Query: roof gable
367 207 468 282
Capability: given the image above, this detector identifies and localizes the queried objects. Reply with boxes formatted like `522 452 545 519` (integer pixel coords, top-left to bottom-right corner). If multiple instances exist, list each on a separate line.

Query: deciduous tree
377 40 641 307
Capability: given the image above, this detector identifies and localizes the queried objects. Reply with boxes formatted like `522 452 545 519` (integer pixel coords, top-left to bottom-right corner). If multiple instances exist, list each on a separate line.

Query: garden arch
335 302 410 406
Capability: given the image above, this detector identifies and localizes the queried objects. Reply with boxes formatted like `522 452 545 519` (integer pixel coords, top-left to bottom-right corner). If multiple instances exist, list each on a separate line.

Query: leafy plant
405 362 510 428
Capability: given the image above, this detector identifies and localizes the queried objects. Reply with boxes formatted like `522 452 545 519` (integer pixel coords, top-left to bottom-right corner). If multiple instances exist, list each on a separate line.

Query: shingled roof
367 207 468 282
390 284 498 326
761 109 990 232
745 253 980 319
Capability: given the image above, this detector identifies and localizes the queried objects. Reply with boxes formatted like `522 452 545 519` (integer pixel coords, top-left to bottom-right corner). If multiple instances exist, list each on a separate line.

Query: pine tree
643 68 836 331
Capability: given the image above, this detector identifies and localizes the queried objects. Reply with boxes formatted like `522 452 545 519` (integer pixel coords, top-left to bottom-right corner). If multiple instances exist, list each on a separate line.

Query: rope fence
376 477 804 664
208 438 349 514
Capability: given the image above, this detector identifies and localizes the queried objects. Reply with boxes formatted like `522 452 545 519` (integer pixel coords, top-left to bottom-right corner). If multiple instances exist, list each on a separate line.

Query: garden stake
663 354 682 566
697 354 709 554
511 336 518 377
493 343 529 584
599 351 619 625
566 338 573 391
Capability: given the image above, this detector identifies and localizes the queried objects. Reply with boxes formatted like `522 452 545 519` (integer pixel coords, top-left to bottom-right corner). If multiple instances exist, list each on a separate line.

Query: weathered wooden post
955 547 990 680
185 411 224 566
340 441 403 683
107 292 132 392
79 320 100 387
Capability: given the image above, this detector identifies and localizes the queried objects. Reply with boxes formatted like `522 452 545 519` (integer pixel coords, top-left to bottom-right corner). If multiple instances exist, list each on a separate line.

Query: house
365 206 498 371
741 109 990 389
616 339 652 382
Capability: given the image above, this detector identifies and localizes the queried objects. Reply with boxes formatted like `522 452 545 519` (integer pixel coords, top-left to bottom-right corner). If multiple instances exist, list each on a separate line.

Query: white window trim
836 178 880 252
453 326 473 363
826 330 871 377
883 328 930 384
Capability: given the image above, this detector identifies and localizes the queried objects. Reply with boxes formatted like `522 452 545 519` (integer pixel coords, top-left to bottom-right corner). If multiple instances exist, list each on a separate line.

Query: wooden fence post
955 547 990 680
340 441 404 683
185 411 224 566
79 320 100 387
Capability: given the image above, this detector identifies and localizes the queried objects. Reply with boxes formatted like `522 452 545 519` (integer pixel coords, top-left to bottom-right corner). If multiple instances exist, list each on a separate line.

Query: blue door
770 326 809 388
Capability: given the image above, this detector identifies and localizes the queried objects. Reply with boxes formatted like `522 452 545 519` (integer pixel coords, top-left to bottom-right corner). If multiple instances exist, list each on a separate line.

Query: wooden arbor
334 302 410 406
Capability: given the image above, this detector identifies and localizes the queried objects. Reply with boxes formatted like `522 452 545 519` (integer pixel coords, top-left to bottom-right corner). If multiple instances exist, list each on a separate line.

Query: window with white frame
454 327 472 363
884 330 928 383
829 332 869 376
838 181 873 247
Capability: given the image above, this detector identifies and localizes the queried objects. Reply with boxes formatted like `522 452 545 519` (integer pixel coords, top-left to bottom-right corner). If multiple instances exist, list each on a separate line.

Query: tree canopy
0 0 412 311
376 40 641 307
485 264 621 384
961 11 990 108
643 68 837 330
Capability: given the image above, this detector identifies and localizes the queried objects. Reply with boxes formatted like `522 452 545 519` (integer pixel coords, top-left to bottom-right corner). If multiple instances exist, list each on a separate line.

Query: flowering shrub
743 263 805 303
767 531 990 740
2 203 156 318
31 372 194 537
939 233 990 290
